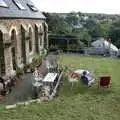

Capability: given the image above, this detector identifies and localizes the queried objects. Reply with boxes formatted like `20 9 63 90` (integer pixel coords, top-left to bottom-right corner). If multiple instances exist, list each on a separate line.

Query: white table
43 73 58 83
43 73 58 89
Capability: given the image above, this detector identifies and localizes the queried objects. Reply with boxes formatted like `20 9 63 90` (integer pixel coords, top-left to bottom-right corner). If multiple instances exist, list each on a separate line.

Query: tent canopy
91 38 118 52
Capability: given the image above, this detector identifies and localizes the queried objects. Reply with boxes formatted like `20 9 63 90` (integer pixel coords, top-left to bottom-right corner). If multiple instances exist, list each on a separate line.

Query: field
0 55 120 120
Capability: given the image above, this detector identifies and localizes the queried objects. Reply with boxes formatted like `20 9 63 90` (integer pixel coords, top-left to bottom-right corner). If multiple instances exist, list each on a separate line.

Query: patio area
2 54 58 105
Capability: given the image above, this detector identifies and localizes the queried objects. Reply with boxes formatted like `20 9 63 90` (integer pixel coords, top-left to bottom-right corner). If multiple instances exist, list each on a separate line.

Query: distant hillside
48 12 120 28
42 11 120 49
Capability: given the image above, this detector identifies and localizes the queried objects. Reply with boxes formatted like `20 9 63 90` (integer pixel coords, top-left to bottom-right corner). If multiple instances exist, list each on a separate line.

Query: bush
31 54 43 68
17 53 44 74
23 64 31 73
41 48 48 57
16 67 24 76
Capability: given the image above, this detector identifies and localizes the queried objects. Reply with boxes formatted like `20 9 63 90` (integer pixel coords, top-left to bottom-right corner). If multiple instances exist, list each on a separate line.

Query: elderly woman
33 68 43 81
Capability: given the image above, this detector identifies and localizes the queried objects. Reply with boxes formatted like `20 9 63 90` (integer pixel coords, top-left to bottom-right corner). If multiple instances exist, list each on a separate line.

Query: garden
0 54 120 120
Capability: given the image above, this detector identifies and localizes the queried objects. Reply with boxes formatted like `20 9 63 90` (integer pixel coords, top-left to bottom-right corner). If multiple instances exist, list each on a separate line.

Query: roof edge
0 17 46 20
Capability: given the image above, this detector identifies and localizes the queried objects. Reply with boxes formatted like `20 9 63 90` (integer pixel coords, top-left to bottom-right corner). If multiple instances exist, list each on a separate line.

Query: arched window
11 29 17 70
40 26 42 46
11 29 16 42
0 30 5 75
43 23 48 49
29 28 32 52
21 25 26 64
35 25 39 53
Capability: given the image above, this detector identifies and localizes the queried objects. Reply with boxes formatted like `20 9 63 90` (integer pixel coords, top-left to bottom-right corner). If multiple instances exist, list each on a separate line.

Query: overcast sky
31 0 120 14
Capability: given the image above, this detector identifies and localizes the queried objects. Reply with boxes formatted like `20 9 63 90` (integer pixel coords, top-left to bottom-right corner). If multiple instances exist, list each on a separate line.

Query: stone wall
0 19 48 76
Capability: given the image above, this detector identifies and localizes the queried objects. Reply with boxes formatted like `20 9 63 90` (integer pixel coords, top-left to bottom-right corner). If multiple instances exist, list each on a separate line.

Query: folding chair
98 76 111 88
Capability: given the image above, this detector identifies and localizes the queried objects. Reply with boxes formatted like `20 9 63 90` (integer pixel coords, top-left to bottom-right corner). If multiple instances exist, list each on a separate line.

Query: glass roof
27 3 38 12
13 0 25 10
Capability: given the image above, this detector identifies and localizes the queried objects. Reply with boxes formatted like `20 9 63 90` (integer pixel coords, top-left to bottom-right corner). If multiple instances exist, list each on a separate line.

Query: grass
0 54 120 120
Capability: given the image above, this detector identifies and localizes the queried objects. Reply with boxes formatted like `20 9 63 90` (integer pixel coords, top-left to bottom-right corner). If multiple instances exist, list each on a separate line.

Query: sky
31 0 120 14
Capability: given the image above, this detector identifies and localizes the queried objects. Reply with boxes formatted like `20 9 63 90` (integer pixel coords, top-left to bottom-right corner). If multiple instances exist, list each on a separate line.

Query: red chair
69 72 80 79
98 76 111 88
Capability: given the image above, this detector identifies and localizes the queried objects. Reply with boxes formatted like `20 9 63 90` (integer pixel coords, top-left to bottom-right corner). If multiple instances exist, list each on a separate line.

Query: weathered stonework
0 19 48 76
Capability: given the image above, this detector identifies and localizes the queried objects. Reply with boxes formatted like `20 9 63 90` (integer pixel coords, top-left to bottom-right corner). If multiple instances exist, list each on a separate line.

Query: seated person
80 71 95 87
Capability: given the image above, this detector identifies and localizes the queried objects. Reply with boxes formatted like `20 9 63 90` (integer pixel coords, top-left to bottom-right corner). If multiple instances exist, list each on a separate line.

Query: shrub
23 64 31 73
16 67 24 76
31 54 43 68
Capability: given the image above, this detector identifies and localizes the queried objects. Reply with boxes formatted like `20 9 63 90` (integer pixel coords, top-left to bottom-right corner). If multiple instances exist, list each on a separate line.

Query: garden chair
98 76 111 88
68 72 79 89
42 85 51 98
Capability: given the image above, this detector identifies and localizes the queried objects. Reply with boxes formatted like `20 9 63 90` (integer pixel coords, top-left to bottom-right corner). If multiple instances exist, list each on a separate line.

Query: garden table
42 73 58 89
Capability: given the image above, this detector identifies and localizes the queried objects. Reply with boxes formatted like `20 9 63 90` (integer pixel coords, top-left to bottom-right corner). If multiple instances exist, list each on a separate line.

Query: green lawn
0 55 120 120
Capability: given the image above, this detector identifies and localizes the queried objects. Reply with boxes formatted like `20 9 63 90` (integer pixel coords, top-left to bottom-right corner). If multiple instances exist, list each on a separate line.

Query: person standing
33 67 40 81
44 58 50 72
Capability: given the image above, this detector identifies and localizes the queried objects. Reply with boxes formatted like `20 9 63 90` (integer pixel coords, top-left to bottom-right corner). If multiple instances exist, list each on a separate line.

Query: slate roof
0 0 45 19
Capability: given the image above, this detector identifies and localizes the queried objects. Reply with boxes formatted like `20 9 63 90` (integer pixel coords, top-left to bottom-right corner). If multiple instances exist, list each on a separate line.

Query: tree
43 12 71 34
72 28 92 47
65 12 79 26
84 19 96 29
89 21 111 39
109 20 120 48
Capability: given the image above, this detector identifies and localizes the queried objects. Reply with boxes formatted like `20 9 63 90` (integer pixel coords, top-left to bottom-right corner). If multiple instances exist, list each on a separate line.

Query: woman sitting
80 71 95 87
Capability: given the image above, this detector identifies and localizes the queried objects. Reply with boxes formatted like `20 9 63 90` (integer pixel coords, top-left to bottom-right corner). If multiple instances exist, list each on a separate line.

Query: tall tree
89 21 110 39
109 20 120 48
